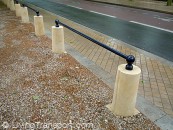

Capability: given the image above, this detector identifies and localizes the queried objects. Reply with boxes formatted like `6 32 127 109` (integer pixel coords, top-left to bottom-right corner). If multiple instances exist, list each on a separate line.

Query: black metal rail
55 20 135 70
15 0 40 16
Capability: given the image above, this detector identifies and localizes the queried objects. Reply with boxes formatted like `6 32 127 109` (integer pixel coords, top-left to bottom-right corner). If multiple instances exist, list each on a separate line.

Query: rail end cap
36 11 40 16
126 55 135 70
21 4 25 7
15 0 19 4
55 20 60 27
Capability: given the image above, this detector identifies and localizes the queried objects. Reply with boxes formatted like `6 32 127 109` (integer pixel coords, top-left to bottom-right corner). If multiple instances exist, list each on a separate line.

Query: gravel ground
0 6 161 130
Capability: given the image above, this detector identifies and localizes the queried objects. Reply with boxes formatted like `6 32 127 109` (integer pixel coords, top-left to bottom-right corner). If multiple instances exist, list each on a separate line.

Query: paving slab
155 115 173 130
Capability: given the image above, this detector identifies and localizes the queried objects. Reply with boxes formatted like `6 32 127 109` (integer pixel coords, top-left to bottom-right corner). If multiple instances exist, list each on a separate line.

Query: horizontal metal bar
57 21 127 59
21 4 40 16
16 0 39 16
55 20 135 70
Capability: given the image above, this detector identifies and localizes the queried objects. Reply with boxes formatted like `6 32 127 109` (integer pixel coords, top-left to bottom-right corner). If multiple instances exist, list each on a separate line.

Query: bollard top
55 20 60 27
126 55 135 70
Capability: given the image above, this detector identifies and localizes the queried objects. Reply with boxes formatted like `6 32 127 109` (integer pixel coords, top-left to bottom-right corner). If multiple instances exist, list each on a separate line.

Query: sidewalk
0 3 163 130
86 0 173 14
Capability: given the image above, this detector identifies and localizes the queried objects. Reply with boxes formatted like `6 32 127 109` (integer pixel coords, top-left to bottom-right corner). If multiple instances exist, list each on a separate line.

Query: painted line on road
130 21 173 33
67 5 116 18
67 5 82 10
89 10 116 18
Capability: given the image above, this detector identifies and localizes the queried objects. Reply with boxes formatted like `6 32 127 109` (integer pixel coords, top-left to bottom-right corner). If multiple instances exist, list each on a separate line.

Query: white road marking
89 10 116 18
67 5 82 9
130 21 173 33
154 16 173 22
67 5 116 18
154 15 160 17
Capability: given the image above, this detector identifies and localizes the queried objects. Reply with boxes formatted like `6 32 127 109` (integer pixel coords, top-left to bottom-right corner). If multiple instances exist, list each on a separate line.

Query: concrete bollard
4 0 6 4
7 0 10 8
8 0 12 9
52 26 65 53
34 15 45 36
21 7 29 23
1 0 5 3
107 64 141 116
9 0 15 11
8 0 12 8
4 0 8 6
15 4 21 17
4 0 7 5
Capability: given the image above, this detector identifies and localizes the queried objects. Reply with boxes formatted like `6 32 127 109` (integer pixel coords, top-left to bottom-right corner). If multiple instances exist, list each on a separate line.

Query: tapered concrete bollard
2 0 6 4
34 16 45 36
52 26 65 53
7 0 10 8
4 0 7 5
5 0 8 6
2 0 5 4
9 0 15 11
15 4 21 17
21 7 29 23
8 0 11 8
107 64 141 116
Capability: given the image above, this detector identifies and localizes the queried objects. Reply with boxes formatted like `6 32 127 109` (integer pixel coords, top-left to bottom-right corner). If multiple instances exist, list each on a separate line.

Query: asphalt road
23 0 173 62
50 0 173 31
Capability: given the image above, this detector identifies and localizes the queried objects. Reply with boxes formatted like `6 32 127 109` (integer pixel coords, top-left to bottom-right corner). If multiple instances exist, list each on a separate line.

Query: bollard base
51 50 67 54
106 104 140 117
